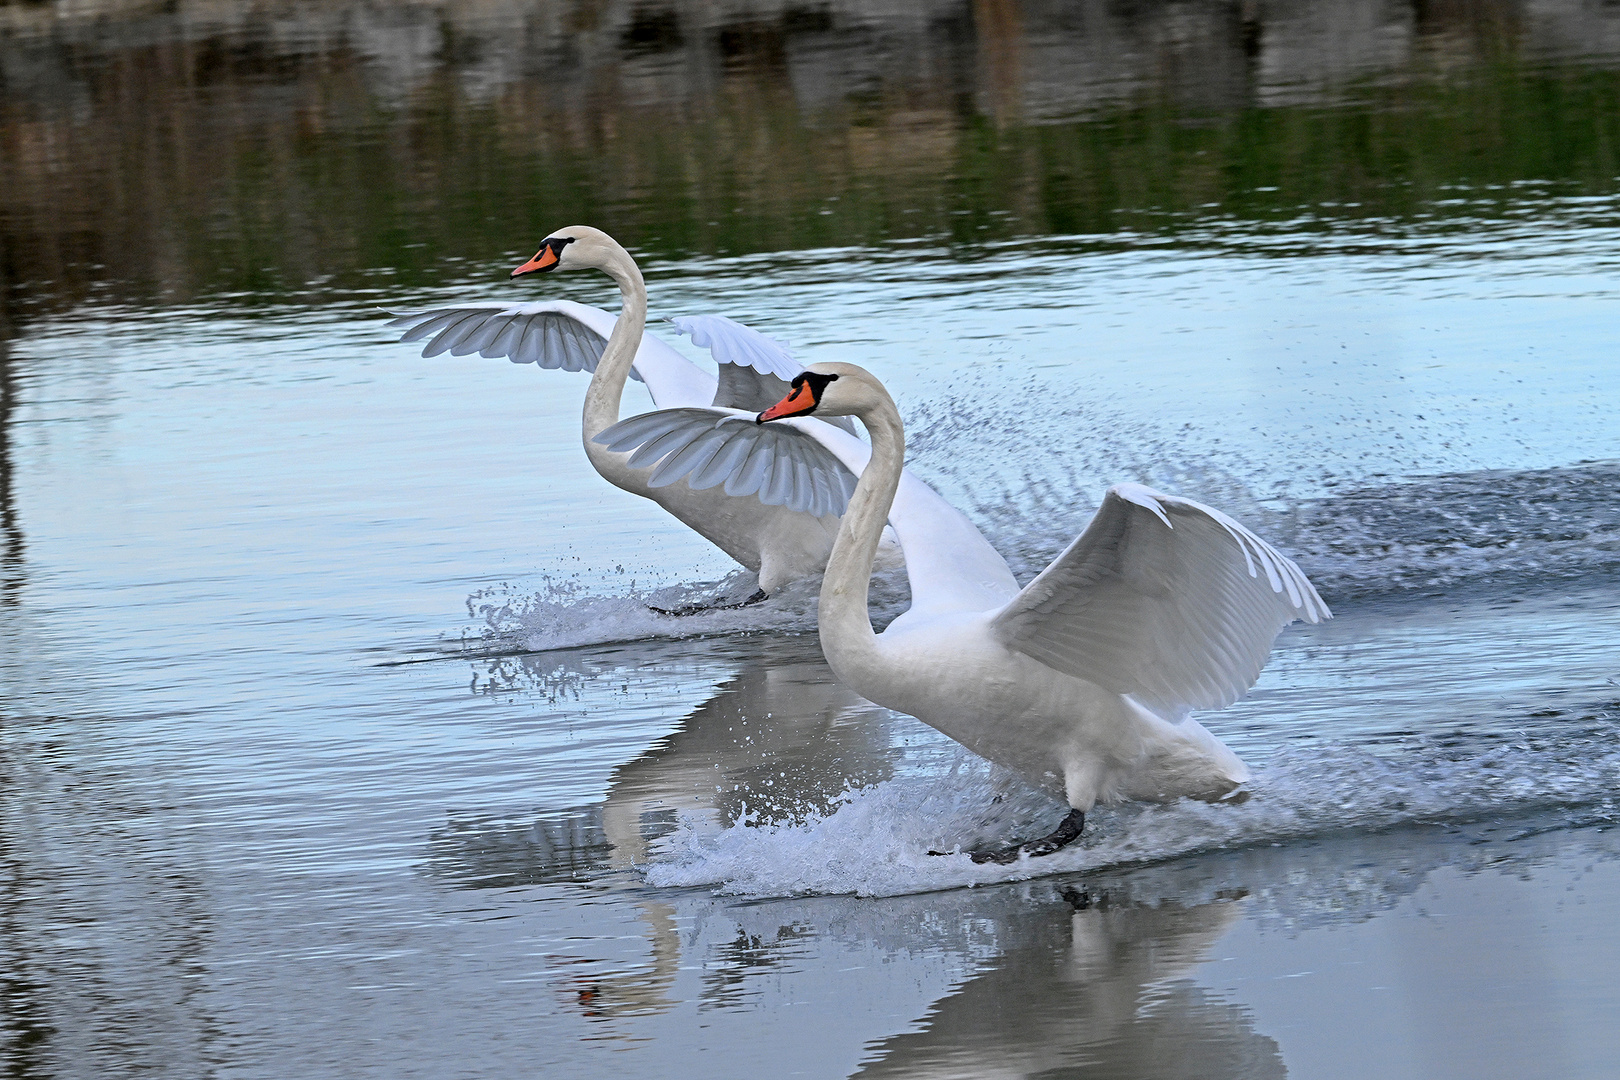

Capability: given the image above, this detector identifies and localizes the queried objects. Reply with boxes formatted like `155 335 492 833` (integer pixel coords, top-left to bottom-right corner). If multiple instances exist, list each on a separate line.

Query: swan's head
510 225 619 277
756 362 886 424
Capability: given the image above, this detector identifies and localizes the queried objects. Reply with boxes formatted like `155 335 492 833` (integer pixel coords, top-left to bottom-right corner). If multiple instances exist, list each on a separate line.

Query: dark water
3 2 1620 1078
9 0 1620 313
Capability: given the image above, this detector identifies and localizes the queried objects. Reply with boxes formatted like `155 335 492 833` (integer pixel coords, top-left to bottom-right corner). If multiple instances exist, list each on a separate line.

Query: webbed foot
967 808 1086 865
648 588 768 617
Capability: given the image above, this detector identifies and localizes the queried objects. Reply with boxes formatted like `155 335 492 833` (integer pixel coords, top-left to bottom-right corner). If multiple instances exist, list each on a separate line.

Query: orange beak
511 244 561 277
757 382 816 424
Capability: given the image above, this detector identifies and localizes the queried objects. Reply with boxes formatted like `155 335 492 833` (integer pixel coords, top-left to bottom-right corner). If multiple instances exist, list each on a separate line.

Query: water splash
463 566 917 655
645 728 1620 899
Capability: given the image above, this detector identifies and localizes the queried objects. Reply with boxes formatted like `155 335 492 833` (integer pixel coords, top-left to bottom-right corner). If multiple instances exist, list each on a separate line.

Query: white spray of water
646 734 1620 899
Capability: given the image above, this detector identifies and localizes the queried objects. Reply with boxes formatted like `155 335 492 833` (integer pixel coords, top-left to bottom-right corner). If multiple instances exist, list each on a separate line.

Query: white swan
612 362 1329 861
385 226 918 603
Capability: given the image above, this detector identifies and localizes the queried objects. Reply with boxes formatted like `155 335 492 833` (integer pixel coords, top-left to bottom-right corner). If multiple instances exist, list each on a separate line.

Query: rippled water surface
4 2 1620 1077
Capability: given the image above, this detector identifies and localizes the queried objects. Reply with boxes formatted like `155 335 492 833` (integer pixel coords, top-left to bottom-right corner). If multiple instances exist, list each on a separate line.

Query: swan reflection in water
422 636 1578 1070
421 629 1282 1070
427 637 893 886
424 639 894 1018
851 888 1279 1079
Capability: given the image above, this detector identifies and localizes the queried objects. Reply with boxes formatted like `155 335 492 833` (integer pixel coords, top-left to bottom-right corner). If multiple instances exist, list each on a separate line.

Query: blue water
4 203 1620 1077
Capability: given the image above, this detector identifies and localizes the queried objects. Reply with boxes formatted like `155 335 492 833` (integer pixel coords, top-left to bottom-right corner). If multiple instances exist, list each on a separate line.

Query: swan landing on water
599 363 1330 863
388 226 998 609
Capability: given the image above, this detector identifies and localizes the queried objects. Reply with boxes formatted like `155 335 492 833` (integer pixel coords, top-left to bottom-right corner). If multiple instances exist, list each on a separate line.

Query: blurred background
6 0 1620 313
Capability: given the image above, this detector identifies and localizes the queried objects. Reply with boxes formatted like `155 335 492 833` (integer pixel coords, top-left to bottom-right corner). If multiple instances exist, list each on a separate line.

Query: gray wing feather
726 439 776 498
626 425 697 470
764 449 797 508
791 456 817 517
669 314 801 380
423 312 486 357
708 354 858 436
388 305 643 382
690 434 755 490
712 364 793 412
592 408 857 517
648 426 732 489
598 410 683 452
513 318 544 364
543 320 569 368
396 310 465 343
490 316 527 357
456 315 509 356
670 313 858 435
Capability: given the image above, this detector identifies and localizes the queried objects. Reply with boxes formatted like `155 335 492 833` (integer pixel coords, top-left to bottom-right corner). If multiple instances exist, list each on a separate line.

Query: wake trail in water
906 379 1620 601
646 723 1620 898
470 456 1618 654
463 566 916 655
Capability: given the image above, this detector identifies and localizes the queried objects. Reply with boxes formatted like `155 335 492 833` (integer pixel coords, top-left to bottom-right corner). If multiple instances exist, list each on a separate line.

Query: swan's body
386 227 909 595
617 362 1329 858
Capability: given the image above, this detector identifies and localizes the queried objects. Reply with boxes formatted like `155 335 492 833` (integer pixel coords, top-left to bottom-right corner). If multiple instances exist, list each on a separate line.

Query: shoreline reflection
6 0 1620 311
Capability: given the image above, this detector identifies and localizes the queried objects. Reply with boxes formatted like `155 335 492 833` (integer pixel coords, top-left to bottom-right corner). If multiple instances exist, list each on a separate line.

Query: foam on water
478 456 1620 661
464 566 920 654
646 727 1620 898
1277 462 1620 599
913 446 1620 604
461 570 814 652
903 375 1620 600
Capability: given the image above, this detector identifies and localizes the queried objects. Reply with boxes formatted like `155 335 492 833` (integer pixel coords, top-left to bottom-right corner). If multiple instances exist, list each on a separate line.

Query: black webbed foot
967 808 1086 865
648 588 768 617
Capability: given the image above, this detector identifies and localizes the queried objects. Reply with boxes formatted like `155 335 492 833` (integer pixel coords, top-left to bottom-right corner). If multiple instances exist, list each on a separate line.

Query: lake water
3 2 1619 1077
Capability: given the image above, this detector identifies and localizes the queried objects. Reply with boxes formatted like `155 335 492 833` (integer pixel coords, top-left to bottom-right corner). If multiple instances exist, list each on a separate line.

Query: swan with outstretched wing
610 362 1329 859
384 227 944 604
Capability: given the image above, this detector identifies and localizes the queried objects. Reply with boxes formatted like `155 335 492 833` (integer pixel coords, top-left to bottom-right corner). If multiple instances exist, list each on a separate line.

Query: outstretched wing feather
990 484 1329 718
762 447 798 508
669 314 801 380
394 310 466 343
455 314 510 357
422 311 487 357
726 438 776 498
648 426 732 488
592 407 857 517
597 410 687 453
689 429 756 490
489 315 527 358
626 424 700 470
388 305 618 377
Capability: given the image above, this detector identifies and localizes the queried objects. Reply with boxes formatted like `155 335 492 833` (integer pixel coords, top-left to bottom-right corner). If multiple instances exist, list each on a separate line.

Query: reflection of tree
0 799 56 1078
7 1 1620 311
0 335 21 606
853 892 1283 1080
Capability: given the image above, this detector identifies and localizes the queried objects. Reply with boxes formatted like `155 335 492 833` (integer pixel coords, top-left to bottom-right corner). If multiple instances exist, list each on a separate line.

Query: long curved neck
818 392 905 684
581 245 647 443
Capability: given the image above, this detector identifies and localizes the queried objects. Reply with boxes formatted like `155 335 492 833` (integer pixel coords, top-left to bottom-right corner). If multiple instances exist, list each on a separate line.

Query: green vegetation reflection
4 41 1620 315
